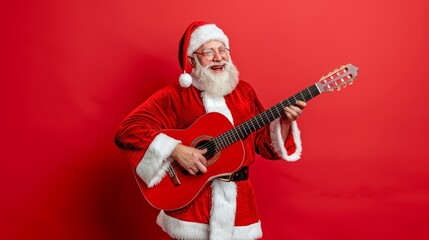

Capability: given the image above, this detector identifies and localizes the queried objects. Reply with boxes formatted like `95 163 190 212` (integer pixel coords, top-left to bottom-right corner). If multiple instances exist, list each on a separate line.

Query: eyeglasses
193 48 230 61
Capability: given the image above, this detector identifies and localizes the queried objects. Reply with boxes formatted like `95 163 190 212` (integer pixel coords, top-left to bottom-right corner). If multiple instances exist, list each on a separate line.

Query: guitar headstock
316 64 358 93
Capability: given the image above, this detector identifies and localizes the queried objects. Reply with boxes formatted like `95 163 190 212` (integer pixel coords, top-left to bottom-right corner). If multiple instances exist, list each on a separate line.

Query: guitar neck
212 84 321 151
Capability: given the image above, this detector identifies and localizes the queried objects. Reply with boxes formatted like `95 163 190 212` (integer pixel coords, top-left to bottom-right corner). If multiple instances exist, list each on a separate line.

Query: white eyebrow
202 47 226 52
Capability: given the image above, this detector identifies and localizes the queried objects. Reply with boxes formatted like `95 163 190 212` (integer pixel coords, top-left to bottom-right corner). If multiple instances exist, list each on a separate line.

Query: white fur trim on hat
179 72 193 87
187 24 229 56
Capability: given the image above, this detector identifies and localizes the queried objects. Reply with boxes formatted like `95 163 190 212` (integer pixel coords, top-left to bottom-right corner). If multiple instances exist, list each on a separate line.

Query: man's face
191 40 230 73
189 40 239 97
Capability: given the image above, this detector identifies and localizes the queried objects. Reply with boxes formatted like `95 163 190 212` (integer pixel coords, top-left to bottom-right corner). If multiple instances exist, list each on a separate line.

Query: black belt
219 166 249 182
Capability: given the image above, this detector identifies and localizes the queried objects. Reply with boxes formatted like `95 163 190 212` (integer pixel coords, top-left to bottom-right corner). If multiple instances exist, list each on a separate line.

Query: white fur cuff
136 133 181 187
269 119 302 162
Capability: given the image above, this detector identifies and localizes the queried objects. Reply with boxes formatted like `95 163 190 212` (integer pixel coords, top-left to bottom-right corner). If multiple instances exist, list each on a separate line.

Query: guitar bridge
167 165 181 187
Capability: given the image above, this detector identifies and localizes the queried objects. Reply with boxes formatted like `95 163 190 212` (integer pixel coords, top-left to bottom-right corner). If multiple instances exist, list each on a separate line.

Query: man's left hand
283 100 306 123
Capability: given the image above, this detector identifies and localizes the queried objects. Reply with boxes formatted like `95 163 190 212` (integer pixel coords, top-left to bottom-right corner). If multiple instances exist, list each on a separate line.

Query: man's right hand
171 144 207 175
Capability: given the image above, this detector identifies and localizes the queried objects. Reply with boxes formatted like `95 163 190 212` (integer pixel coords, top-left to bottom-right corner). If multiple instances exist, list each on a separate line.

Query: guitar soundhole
198 140 216 161
180 138 219 176
191 136 219 165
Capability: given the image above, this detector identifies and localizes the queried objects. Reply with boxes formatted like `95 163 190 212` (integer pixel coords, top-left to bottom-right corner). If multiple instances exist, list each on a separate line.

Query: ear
188 56 196 68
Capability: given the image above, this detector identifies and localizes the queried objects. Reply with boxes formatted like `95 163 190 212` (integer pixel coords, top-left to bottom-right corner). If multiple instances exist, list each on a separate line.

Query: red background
2 0 429 239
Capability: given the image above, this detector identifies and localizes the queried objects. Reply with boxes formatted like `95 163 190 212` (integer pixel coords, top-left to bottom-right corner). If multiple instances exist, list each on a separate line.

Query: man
115 21 306 240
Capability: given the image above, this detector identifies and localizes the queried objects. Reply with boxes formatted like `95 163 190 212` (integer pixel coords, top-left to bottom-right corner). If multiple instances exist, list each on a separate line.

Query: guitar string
170 86 319 171
212 86 317 151
197 88 316 158
203 87 316 156
232 88 312 140
169 78 357 173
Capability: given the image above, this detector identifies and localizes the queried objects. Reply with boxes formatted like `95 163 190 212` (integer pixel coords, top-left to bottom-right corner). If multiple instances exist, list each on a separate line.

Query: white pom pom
179 73 192 87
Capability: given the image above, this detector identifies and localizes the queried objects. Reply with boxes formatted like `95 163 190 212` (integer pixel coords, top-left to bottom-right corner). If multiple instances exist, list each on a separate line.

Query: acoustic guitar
136 64 359 211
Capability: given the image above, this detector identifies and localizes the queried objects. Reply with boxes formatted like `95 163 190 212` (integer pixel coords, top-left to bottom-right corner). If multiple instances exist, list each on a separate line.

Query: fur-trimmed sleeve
268 119 302 161
252 88 303 161
114 87 181 187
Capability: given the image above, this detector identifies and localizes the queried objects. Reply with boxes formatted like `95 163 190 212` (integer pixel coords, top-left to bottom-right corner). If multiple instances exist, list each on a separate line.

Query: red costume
115 81 302 239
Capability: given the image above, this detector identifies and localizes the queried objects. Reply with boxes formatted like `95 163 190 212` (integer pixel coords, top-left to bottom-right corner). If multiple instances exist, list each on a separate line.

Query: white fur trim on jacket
234 221 263 240
209 179 237 239
156 180 263 240
136 133 181 187
269 119 302 162
157 211 208 239
201 92 234 124
157 211 263 240
187 24 230 56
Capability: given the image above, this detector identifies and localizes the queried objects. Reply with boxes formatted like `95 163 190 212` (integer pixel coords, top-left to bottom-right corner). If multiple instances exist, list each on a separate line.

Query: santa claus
115 21 306 240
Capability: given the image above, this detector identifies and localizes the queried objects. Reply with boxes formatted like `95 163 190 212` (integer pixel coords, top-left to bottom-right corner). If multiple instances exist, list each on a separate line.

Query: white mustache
191 58 239 97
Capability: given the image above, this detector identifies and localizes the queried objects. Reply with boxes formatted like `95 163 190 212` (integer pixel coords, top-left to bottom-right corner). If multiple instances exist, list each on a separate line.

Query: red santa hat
178 21 230 87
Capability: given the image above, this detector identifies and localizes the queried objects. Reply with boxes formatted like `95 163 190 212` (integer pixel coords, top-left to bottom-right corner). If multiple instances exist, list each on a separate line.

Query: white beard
191 57 239 97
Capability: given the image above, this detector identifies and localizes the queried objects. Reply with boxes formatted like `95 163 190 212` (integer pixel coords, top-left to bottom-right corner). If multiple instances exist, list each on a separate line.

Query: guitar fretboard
212 84 320 151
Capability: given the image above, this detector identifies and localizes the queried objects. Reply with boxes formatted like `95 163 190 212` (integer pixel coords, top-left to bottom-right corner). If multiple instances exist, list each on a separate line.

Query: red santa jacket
115 80 302 240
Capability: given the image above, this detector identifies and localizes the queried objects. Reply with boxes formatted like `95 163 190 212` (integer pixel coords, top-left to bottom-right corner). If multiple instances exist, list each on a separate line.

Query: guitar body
136 112 245 211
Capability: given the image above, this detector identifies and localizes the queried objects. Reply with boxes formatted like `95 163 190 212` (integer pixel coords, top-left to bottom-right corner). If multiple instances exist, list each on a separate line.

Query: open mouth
210 65 225 72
